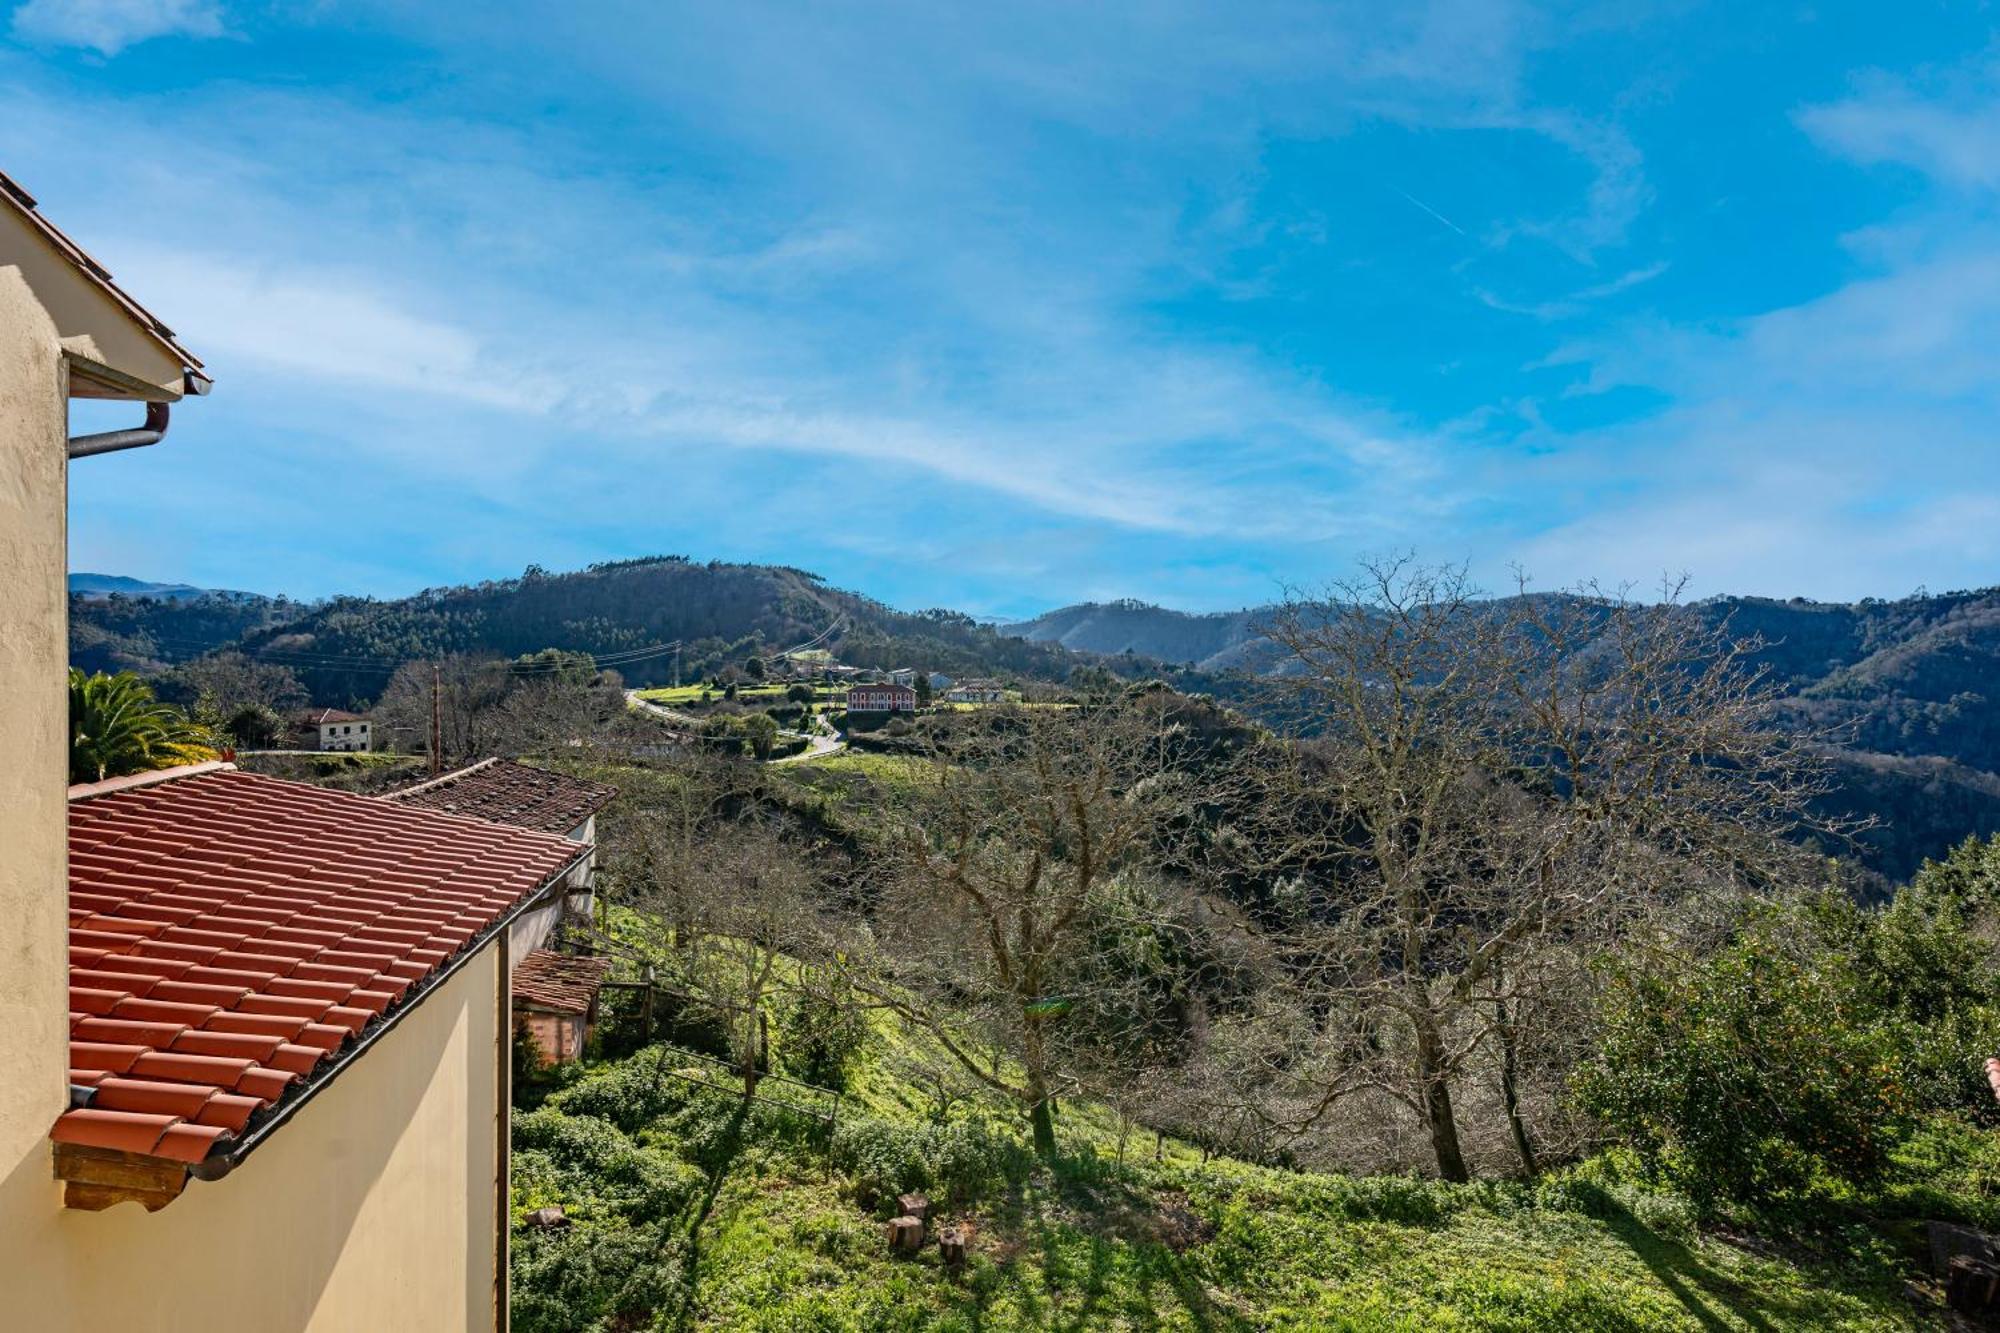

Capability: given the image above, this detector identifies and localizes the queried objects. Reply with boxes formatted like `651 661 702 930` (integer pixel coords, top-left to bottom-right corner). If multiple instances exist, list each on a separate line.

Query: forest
441 561 2000 1329
69 557 2000 881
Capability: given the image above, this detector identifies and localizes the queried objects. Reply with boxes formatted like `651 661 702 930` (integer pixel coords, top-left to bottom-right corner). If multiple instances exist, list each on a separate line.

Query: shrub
828 1115 1029 1207
774 975 874 1091
546 1046 692 1132
1575 906 1912 1204
511 1221 684 1333
512 1107 704 1220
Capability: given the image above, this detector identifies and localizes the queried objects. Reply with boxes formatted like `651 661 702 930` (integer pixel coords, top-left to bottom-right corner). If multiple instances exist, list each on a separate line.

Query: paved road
626 690 845 764
772 710 845 765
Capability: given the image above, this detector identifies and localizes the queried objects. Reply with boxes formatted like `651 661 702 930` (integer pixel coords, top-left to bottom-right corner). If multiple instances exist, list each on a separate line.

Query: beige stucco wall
5 201 504 1332
0 208 186 400
0 941 505 1332
0 263 72 1227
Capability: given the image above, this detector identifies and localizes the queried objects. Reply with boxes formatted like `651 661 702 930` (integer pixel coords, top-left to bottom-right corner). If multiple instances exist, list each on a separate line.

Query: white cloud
10 0 224 55
1799 71 2000 192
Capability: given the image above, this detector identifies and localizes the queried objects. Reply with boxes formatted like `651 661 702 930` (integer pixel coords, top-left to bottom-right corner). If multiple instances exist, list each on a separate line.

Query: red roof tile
386 758 618 837
511 951 613 1015
295 708 367 726
53 766 585 1173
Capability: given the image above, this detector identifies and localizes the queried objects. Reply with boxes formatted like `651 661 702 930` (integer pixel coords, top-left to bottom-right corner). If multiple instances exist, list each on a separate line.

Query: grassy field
637 683 850 706
510 983 1974 1331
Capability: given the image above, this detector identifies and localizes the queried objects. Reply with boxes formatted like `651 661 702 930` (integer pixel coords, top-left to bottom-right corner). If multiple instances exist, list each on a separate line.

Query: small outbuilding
511 951 615 1065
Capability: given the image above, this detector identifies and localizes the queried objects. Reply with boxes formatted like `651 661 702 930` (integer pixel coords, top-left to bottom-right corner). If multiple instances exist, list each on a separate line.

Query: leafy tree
69 668 215 783
222 703 286 749
775 966 874 1091
739 711 778 760
1576 902 1912 1203
785 683 816 704
914 673 933 707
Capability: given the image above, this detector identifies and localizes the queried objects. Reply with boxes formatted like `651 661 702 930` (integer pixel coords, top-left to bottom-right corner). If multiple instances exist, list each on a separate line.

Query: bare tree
864 700 1197 1156
619 765 849 1095
1256 557 1848 1181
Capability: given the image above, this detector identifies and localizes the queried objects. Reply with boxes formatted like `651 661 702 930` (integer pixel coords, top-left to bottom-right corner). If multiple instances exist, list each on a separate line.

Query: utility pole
430 662 443 776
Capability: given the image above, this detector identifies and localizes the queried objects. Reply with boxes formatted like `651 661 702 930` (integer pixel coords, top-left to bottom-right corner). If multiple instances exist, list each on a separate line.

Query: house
3 172 550 1329
887 667 916 687
945 680 1008 704
385 757 617 953
846 683 917 714
38 764 587 1327
294 706 372 752
511 951 614 1065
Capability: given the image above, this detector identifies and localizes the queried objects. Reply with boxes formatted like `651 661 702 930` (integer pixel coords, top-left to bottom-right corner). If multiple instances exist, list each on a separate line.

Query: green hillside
510 1009 1979 1331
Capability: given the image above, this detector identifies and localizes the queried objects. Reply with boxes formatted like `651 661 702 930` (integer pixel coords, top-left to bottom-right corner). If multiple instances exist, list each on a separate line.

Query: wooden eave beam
54 1142 191 1212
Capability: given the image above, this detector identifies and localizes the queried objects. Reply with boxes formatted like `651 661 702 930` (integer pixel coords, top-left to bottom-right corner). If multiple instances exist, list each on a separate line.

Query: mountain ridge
67 560 2000 881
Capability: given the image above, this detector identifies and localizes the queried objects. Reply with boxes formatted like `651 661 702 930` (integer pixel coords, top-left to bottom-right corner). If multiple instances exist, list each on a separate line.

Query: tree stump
1947 1255 2000 1313
939 1225 968 1269
886 1215 924 1253
898 1192 930 1226
524 1205 570 1231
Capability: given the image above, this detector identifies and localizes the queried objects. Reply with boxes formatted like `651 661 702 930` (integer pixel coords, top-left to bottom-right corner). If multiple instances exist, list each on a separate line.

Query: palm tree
69 668 217 784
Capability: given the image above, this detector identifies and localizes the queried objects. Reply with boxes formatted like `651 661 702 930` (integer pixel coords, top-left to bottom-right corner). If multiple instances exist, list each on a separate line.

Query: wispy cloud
10 0 223 55
14 3 2000 614
1798 65 2000 191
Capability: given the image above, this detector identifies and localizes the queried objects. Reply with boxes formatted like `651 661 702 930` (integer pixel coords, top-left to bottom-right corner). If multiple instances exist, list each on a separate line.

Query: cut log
939 1225 968 1268
898 1192 930 1225
886 1215 924 1252
1947 1254 2000 1313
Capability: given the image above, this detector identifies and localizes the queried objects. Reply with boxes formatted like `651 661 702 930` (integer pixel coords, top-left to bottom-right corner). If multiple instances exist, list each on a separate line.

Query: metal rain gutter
67 400 169 460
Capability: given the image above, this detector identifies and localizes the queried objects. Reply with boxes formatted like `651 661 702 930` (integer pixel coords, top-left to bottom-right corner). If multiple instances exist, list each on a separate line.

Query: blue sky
8 2 2000 617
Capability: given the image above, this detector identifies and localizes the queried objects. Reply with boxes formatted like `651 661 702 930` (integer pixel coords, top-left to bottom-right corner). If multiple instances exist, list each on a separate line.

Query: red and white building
845 683 917 713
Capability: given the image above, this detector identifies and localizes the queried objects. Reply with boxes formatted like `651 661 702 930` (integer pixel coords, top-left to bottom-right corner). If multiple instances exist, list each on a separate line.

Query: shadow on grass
941 1170 1249 1333
667 1099 754 1333
1590 1196 1780 1333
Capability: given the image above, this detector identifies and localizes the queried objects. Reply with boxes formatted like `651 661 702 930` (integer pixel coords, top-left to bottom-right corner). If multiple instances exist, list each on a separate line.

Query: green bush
546 1046 693 1132
513 1107 704 1220
511 1221 684 1333
1575 905 1912 1204
774 976 874 1091
828 1115 1029 1207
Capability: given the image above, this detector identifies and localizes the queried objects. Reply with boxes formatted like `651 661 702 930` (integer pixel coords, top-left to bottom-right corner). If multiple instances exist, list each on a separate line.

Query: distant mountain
1005 600 1274 671
69 558 2000 882
69 572 213 601
197 556 1094 704
1011 589 2000 882
68 586 298 676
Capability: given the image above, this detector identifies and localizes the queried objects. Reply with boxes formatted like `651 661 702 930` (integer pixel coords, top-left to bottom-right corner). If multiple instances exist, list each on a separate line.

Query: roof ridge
387 756 501 799
68 761 235 803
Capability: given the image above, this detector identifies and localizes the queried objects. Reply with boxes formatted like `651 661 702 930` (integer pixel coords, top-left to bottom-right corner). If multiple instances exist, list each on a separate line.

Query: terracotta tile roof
386 758 618 836
0 168 208 389
295 708 367 726
512 951 613 1015
56 765 586 1171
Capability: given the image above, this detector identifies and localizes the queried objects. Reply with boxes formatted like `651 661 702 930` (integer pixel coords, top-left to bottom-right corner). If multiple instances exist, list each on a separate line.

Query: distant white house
294 707 372 752
945 681 1008 704
887 667 917 686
